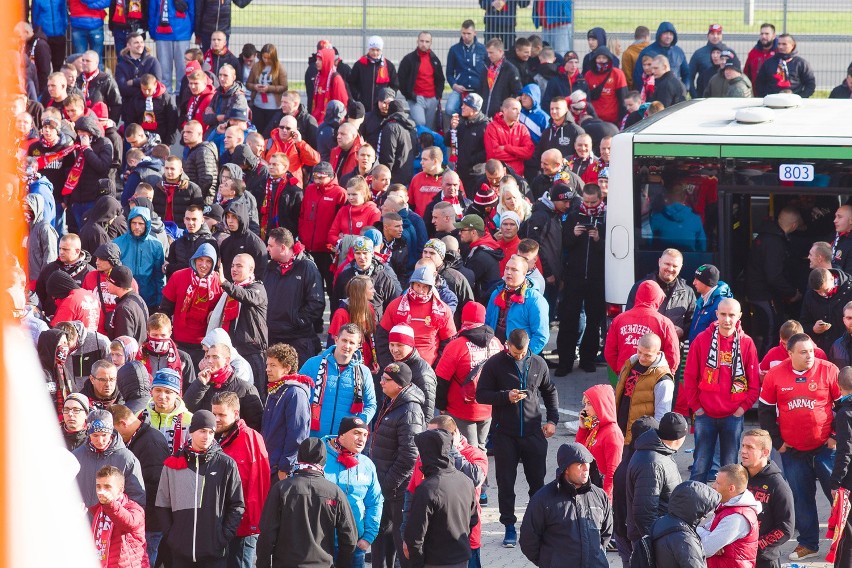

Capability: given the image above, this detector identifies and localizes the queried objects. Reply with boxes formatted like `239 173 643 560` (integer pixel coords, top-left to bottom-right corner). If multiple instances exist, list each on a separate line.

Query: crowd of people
9 1 852 567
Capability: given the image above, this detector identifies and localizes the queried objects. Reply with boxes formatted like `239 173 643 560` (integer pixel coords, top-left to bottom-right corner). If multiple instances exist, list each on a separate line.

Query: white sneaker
788 545 819 560
564 420 579 434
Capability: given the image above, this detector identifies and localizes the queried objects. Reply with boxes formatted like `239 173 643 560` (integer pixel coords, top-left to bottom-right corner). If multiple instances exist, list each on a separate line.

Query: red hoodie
312 48 349 123
182 81 215 134
218 419 271 537
327 201 382 247
263 128 321 187
408 170 444 217
298 180 347 252
483 112 535 176
604 280 680 374
576 383 624 499
54 289 101 333
81 270 140 335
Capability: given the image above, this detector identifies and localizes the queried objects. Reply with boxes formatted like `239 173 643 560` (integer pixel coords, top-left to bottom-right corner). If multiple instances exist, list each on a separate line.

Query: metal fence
216 0 852 93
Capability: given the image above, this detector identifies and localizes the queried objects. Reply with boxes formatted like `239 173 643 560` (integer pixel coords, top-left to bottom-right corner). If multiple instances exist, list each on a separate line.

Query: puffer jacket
87 496 148 568
651 481 720 568
30 0 68 38
113 206 166 306
124 419 169 532
219 199 268 279
626 272 696 334
323 435 384 544
626 428 682 542
153 173 203 225
183 141 219 204
484 111 535 177
576 384 624 499
73 433 146 508
298 180 347 252
613 416 658 542
25 193 58 284
485 281 550 354
397 349 437 422
369 383 425 497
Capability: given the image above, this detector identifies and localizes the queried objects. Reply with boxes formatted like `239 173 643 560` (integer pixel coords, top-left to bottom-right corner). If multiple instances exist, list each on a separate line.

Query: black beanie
383 361 412 387
46 270 80 300
189 410 216 433
297 437 327 466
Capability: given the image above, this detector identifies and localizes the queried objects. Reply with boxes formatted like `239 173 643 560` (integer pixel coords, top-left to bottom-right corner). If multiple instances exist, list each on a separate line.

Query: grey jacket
73 433 146 509
25 193 58 284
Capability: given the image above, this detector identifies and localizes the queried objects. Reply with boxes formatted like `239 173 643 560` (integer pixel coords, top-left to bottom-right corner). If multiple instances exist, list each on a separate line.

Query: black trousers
492 430 548 526
556 278 606 365
241 350 268 401
170 554 226 568
371 491 408 568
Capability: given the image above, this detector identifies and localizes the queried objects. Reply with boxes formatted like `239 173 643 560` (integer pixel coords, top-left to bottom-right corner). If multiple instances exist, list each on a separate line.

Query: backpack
459 343 494 404
628 524 681 568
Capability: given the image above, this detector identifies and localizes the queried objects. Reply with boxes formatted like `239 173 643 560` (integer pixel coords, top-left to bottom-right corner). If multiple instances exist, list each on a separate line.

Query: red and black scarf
701 321 747 401
222 275 255 331
487 59 503 90
92 495 128 566
493 281 527 310
331 437 360 469
138 337 182 374
156 0 186 34
268 373 313 397
113 0 143 24
81 69 99 103
278 241 305 275
310 356 364 431
62 146 88 196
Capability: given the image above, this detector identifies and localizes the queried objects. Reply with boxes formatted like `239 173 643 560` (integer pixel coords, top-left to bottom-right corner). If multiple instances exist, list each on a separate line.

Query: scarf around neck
139 337 183 373
331 437 360 469
91 494 128 566
701 321 747 400
310 355 364 431
182 269 216 313
221 275 256 331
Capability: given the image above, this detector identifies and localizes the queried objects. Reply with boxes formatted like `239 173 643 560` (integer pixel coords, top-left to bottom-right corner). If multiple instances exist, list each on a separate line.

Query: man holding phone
801 267 852 354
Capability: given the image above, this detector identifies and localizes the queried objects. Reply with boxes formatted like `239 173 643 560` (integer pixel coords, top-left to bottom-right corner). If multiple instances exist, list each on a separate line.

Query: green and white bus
606 96 852 325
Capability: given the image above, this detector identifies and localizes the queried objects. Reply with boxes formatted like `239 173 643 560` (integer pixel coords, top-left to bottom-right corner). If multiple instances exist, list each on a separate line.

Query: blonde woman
495 176 532 227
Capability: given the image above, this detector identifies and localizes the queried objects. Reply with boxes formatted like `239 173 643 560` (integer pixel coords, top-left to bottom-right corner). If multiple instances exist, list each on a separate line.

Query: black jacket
166 225 219 278
400 350 437 422
831 332 852 369
404 429 478 568
507 51 535 87
535 120 586 173
833 233 852 274
183 141 219 204
649 70 687 109
348 55 399 111
219 199 268 280
626 428 682 542
520 446 612 568
835 396 852 492
443 111 489 194
438 262 475 328
378 107 418 184
478 59 523 118
476 351 559 437
830 82 852 100
117 360 151 413
756 51 816 98
156 441 245 561
183 372 264 431
79 195 125 256
77 73 123 122
424 190 473 238
71 116 115 204
627 272 696 333
220 279 268 353
613 416 658 541
800 268 852 353
36 253 93 318
522 197 567 280
107 291 149 343
256 468 358 568
332 260 401 317
122 87 179 145
193 0 251 38
271 174 303 239
463 238 504 304
361 108 388 150
126 421 169 531
748 460 794 563
650 480 720 568
563 207 606 282
263 253 325 341
746 219 797 302
153 174 203 226
398 49 446 101
370 383 425 496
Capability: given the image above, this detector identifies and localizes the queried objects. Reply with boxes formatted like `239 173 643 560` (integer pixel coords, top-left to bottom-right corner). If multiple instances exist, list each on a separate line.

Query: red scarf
161 180 180 221
278 242 305 275
91 495 127 566
36 143 78 172
260 176 276 239
487 59 503 90
268 373 313 397
139 337 182 374
579 199 606 217
204 47 230 73
113 0 142 24
396 287 449 328
222 275 256 331
310 356 364 431
332 437 360 469
81 69 99 103
62 146 88 196
641 74 655 102
142 94 158 131
182 269 216 313
361 55 390 84
209 365 233 388
493 281 527 310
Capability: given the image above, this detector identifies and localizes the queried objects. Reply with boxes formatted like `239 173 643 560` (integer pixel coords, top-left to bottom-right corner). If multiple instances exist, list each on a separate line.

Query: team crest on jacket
808 382 817 391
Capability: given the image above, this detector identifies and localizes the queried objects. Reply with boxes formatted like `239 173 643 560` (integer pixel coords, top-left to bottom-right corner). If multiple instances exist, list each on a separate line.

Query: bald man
833 205 852 273
530 148 584 201
36 233 94 319
76 50 122 122
262 114 320 186
330 122 363 181
216 252 270 399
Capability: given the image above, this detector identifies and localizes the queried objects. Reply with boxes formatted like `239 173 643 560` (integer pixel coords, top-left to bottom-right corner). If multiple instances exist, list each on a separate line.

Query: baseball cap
455 214 485 232
708 24 723 33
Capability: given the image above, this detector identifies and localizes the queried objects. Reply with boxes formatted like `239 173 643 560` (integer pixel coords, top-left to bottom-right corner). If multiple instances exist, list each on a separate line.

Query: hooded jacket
48 271 101 331
626 272 696 333
755 49 815 98
217 418 271 538
198 327 254 378
519 443 612 568
689 41 735 98
700 490 761 568
71 115 115 203
378 101 418 184
219 198 268 278
156 440 245 562
203 81 248 130
485 280 550 354
576 384 624 499
485 110 536 177
65 322 111 391
115 360 150 414
583 46 628 124
298 179 347 252
108 287 149 344
404 429 478 568
159 242 223 343
348 53 399 112
446 36 487 92
73 433 146 508
141 396 193 453
626 428 682 542
311 48 350 124
651 481 720 568
650 202 707 252
370 383 425 496
517 83 547 145
605 280 680 373
25 193 58 284
183 140 219 204
463 232 504 304
688 281 733 342
613 416 658 541
79 195 124 256
435 323 502 422
115 47 163 98
744 39 778 88
113 206 166 306
317 100 347 161
264 249 326 342
262 377 311 475
747 460 794 564
327 200 382 248
582 28 621 74
633 22 689 89
376 289 457 367
165 224 218 277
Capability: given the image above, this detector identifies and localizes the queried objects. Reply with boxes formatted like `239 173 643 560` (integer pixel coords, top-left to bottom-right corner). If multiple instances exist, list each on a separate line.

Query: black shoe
479 491 488 506
554 363 574 376
580 361 597 373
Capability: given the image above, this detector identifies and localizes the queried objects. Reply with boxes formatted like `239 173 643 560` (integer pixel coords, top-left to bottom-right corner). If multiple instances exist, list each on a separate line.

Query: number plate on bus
778 164 815 182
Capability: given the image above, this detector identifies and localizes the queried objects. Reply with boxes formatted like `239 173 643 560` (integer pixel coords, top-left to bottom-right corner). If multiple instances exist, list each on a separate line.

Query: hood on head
25 193 45 223
590 46 617 66
74 115 102 138
94 243 123 267
655 21 679 45
114 336 139 361
190 242 218 275
324 100 346 125
630 416 659 448
223 199 249 235
583 383 617 424
227 144 259 170
668 480 720 526
317 47 337 82
635 279 665 309
521 83 542 110
46 270 80 299
202 327 234 349
555 441 598 480
588 27 608 46
220 162 244 182
127 206 152 239
88 195 122 225
117 360 150 414
415 428 452 471
37 328 68 370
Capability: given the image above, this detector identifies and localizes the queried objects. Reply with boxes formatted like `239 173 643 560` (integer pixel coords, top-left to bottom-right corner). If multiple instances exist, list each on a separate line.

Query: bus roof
629 98 852 143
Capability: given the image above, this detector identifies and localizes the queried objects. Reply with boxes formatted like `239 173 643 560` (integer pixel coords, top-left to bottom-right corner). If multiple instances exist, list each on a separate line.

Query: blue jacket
148 0 194 41
28 176 57 230
113 206 166 306
399 207 428 272
299 346 377 437
412 125 448 172
689 41 734 98
633 22 689 89
519 83 549 143
649 203 707 252
322 435 384 543
688 281 733 342
30 0 68 37
446 37 488 91
532 0 572 29
261 378 311 475
485 283 550 354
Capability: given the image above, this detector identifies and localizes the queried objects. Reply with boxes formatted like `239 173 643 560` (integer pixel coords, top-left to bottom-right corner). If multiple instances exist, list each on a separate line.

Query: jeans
156 39 190 94
451 416 492 451
69 201 96 232
540 24 573 56
145 530 163 566
408 96 440 130
338 547 366 568
492 430 548 526
71 27 105 67
226 534 258 568
445 90 463 116
468 548 481 568
781 444 834 551
690 413 744 482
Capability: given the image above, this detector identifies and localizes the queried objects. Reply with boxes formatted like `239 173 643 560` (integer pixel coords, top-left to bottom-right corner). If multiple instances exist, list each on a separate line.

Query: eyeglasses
62 407 85 415
92 376 117 384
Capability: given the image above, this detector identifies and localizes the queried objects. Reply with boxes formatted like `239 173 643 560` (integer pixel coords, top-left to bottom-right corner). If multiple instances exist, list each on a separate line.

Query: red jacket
82 270 140 335
327 201 382 247
219 419 271 537
575 383 623 500
684 322 760 418
407 436 488 549
88 495 148 568
604 280 680 374
312 48 349 123
263 129 321 187
744 46 777 92
182 82 215 134
160 267 223 344
380 293 457 366
330 137 363 183
497 235 543 274
54 288 101 332
483 112 535 176
434 328 502 422
408 171 444 217
298 181 347 252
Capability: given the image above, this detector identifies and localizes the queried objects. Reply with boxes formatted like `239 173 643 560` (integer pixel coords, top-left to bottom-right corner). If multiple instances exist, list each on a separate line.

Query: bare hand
542 423 556 438
573 224 586 236
217 262 226 284
403 542 410 559
695 408 705 416
277 471 289 481
509 389 527 403
828 438 837 450
733 407 745 418
291 129 302 143
545 276 556 284
452 85 466 94
588 228 600 242
96 493 113 506
450 114 460 129
357 539 370 551
216 123 227 134
216 114 225 122
491 0 506 9
197 368 211 385
778 443 789 454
